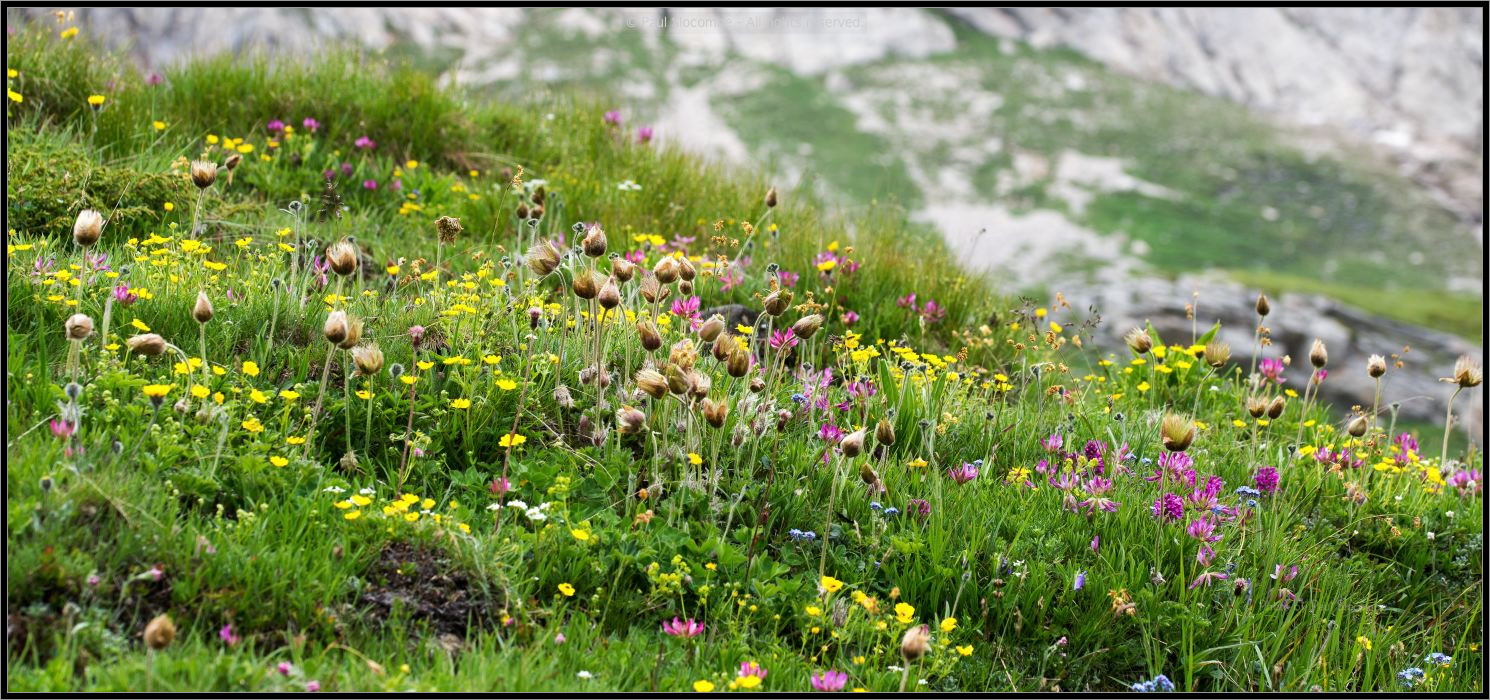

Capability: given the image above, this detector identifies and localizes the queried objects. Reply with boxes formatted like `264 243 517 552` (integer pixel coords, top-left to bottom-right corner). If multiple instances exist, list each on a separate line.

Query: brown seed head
65 313 95 340
190 160 217 189
581 223 608 258
126 333 168 356
144 613 176 650
73 209 104 247
192 291 214 324
1160 413 1195 452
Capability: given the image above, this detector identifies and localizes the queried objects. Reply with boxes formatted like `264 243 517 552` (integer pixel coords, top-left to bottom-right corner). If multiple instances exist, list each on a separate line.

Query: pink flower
219 624 240 646
362 179 378 190
670 296 701 331
145 72 164 86
354 135 376 150
489 477 511 496
305 680 321 692
810 670 848 692
277 662 294 676
604 110 622 126
1041 433 1063 452
1188 571 1228 589
947 463 979 484
49 419 76 440
554 633 566 644
841 310 858 325
777 270 799 288
266 119 285 134
770 329 799 351
739 661 768 679
302 117 321 133
661 617 703 638
636 126 654 143
113 285 138 306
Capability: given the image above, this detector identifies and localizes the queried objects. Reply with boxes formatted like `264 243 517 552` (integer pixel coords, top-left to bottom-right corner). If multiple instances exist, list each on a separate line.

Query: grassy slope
5 23 1484 692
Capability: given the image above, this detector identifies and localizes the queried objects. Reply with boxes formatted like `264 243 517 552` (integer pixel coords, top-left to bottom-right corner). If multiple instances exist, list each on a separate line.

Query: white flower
525 507 548 521
576 671 593 680
507 499 529 510
887 665 904 672
617 180 642 191
487 503 502 511
359 487 376 495
322 486 346 494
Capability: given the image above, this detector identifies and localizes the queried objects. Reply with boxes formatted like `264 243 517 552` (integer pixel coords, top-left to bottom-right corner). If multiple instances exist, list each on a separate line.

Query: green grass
1232 270 1484 342
5 20 1484 693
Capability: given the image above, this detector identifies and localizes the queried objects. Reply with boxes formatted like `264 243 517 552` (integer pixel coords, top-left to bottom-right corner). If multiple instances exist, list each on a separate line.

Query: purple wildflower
810 670 848 692
1152 493 1184 524
1254 466 1280 494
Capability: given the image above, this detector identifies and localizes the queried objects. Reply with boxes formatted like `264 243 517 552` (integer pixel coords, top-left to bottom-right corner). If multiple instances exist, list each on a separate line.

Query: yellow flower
416 361 435 371
737 676 761 689
286 436 306 445
450 398 471 409
131 319 151 332
956 644 973 657
87 94 105 107
571 529 590 542
820 576 844 594
693 680 714 693
1355 636 1372 650
278 390 300 401
190 384 210 399
142 384 172 399
356 390 371 400
269 456 289 467
495 378 518 391
343 510 361 520
940 616 957 633
558 582 576 597
7 89 22 104
499 433 526 447
152 120 166 131
351 495 372 507
241 417 264 433
894 602 915 624
248 389 268 404
688 452 703 466
241 360 260 376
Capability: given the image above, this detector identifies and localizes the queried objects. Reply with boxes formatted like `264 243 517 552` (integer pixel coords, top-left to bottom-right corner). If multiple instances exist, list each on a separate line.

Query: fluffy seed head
1123 327 1152 355
635 368 668 399
323 310 350 346
327 239 359 277
900 624 931 661
1309 339 1328 369
351 343 384 376
526 239 562 277
1449 355 1483 388
1367 354 1387 378
1203 341 1231 368
435 215 463 245
144 613 176 650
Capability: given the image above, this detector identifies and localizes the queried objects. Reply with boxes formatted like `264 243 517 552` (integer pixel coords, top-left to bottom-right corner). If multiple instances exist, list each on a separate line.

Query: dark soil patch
360 541 500 637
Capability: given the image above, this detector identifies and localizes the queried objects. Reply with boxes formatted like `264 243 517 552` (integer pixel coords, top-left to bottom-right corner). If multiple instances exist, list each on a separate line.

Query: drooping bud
1267 396 1286 420
764 186 778 208
726 347 751 378
1123 327 1152 355
790 314 824 340
526 239 562 277
617 405 647 435
840 429 867 458
73 209 104 247
338 315 363 349
126 333 168 356
665 363 690 395
1255 292 1271 317
687 369 712 400
677 256 696 282
639 273 662 303
701 398 728 428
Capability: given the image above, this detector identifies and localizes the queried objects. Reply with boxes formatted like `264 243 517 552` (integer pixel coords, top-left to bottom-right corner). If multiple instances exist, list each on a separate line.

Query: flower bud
526 239 562 277
1347 415 1368 437
1366 354 1387 378
698 315 726 343
581 223 607 258
1309 339 1328 369
790 314 824 340
323 310 349 346
687 369 712 400
571 269 599 300
900 624 931 661
1160 414 1195 452
669 339 697 371
765 186 778 208
653 256 680 284
352 343 384 376
665 363 690 395
190 160 217 189
1123 327 1152 355
65 313 95 340
611 256 635 282
701 398 728 428
639 273 662 303
327 239 359 277
636 368 668 399
126 333 168 356
1246 396 1267 418
677 256 696 282
597 276 621 309
876 417 896 446
192 291 213 324
223 152 242 172
144 613 176 650
840 429 867 458
1267 396 1286 419
1203 341 1230 368
1450 355 1483 388
712 332 737 362
1255 293 1271 317
637 320 663 352
727 347 752 378
763 289 793 316
73 209 104 247
338 315 363 349
617 405 647 435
